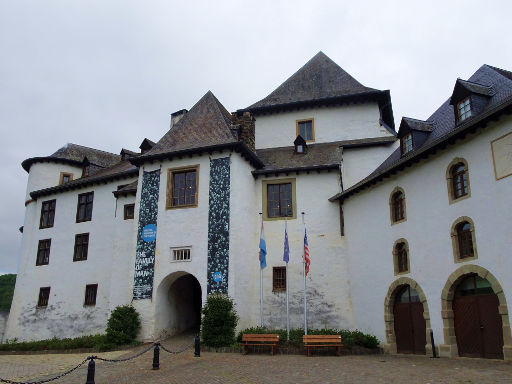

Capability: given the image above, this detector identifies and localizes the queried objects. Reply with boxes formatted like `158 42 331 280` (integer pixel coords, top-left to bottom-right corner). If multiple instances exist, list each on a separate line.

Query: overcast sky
1 1 511 274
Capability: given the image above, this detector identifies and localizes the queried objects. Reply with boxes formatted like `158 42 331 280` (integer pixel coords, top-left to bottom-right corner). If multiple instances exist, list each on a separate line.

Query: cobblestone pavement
1 335 512 384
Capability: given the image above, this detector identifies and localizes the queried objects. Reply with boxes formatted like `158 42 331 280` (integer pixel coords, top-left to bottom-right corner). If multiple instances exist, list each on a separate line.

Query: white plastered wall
5 164 137 341
255 103 394 149
344 115 512 350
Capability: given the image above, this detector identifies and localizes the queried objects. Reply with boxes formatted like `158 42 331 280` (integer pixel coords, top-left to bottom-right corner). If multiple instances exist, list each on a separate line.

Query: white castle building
5 52 512 360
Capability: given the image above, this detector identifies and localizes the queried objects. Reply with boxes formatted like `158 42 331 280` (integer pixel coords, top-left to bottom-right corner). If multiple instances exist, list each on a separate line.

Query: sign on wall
491 131 512 180
207 157 230 294
133 169 160 300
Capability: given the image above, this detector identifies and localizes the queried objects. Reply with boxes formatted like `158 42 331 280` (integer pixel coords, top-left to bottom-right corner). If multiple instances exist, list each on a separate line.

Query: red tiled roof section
146 91 237 156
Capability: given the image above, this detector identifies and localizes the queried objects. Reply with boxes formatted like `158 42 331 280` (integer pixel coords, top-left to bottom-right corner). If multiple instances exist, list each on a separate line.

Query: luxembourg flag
259 221 267 269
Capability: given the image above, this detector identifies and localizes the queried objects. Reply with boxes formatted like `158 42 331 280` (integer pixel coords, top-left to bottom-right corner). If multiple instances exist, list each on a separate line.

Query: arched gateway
440 265 511 359
154 271 202 338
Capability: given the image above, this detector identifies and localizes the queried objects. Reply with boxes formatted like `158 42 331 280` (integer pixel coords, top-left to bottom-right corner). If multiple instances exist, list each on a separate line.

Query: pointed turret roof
145 91 237 156
240 52 394 128
245 52 377 109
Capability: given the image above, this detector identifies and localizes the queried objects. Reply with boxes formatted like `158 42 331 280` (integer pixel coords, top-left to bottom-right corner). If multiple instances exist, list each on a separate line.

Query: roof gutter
130 141 264 169
329 96 512 202
30 168 139 200
21 157 84 173
252 164 339 178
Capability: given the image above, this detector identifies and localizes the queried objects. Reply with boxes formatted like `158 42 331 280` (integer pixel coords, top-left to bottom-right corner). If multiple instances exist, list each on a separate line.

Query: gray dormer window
457 97 472 121
401 133 413 155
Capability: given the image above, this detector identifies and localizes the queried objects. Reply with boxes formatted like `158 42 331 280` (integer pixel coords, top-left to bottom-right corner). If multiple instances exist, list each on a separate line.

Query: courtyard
1 336 511 384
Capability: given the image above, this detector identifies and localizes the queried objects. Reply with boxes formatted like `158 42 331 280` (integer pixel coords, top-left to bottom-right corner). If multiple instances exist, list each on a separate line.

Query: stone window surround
450 216 478 263
392 238 410 276
439 264 512 360
59 172 74 185
166 164 200 210
384 278 432 356
445 157 471 204
261 178 297 221
389 186 407 226
296 118 315 142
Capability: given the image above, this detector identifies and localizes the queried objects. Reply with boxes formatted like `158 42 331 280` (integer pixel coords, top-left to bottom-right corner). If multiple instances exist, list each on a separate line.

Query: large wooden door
453 275 504 359
393 285 426 354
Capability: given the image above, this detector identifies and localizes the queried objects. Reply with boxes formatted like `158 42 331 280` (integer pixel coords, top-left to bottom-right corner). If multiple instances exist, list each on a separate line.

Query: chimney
231 111 255 151
171 109 188 128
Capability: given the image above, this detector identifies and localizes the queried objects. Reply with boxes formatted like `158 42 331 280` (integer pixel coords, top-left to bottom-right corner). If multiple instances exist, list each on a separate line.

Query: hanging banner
133 169 160 300
207 157 230 294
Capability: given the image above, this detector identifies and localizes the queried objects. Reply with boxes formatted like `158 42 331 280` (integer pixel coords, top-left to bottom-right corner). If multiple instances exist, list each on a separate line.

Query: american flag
304 228 310 276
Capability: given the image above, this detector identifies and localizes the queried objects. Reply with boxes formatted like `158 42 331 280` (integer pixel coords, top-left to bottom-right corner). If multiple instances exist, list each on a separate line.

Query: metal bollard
430 329 438 358
153 343 160 370
194 334 200 357
85 357 95 384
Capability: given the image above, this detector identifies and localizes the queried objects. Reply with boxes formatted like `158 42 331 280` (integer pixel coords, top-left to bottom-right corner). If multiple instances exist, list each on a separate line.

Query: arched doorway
154 272 202 338
440 265 511 360
393 285 426 354
384 277 431 355
453 274 503 359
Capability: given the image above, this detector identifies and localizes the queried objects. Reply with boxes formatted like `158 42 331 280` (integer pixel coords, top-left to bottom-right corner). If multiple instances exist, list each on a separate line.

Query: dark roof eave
30 168 139 199
130 141 264 169
252 164 339 177
21 157 84 173
113 189 137 198
239 90 391 116
329 96 512 202
340 136 396 149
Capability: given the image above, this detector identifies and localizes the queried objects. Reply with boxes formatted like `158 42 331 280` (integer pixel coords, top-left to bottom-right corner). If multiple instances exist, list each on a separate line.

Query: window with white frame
171 247 191 261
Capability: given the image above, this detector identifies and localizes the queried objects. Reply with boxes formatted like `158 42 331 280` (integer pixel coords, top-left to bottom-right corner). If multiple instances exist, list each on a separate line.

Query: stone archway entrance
384 277 431 355
440 265 511 359
155 272 202 338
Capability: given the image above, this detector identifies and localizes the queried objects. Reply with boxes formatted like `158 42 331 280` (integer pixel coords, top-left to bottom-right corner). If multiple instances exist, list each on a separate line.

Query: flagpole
285 217 290 341
259 213 263 327
302 212 307 335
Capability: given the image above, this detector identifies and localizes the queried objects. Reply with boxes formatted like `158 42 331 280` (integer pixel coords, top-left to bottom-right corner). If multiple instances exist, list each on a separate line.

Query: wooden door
393 286 426 354
454 293 503 359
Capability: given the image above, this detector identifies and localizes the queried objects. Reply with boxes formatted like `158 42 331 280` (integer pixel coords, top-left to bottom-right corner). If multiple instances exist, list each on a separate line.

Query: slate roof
113 180 138 197
30 159 138 199
22 143 121 172
254 136 396 176
142 91 236 157
330 64 512 201
240 52 395 129
246 52 377 110
399 117 434 134
455 79 495 97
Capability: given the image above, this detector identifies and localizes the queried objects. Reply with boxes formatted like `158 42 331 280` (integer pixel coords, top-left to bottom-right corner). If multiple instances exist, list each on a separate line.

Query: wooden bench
303 335 343 356
242 334 280 355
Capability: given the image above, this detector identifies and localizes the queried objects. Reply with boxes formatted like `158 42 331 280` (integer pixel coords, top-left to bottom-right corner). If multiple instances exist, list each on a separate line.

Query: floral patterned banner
207 157 230 294
133 169 160 300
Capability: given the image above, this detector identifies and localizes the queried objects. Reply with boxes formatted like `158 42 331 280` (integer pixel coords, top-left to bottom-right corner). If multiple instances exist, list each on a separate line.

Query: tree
0 274 16 311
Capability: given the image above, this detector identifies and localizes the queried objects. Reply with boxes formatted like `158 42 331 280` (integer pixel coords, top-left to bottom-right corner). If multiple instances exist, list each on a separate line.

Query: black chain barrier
0 358 89 384
0 337 198 384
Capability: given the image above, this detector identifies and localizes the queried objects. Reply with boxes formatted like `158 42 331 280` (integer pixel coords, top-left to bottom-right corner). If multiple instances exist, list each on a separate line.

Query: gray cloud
1 0 511 273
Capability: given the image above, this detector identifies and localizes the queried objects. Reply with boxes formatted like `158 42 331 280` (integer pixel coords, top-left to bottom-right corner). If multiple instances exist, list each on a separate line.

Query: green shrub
0 274 16 311
106 305 141 345
236 327 379 349
0 334 108 351
201 294 238 347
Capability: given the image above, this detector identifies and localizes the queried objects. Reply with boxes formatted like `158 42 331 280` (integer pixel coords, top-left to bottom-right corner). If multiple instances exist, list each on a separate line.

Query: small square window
38 287 50 307
172 248 191 261
74 233 89 261
40 199 56 229
401 133 413 155
36 239 51 266
124 204 135 220
84 284 98 306
457 97 472 121
273 266 286 291
166 166 199 209
296 119 314 141
59 172 73 185
76 192 94 222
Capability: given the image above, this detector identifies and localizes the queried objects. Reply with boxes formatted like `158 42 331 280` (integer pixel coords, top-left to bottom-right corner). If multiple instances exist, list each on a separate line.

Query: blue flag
283 221 290 263
259 221 267 269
